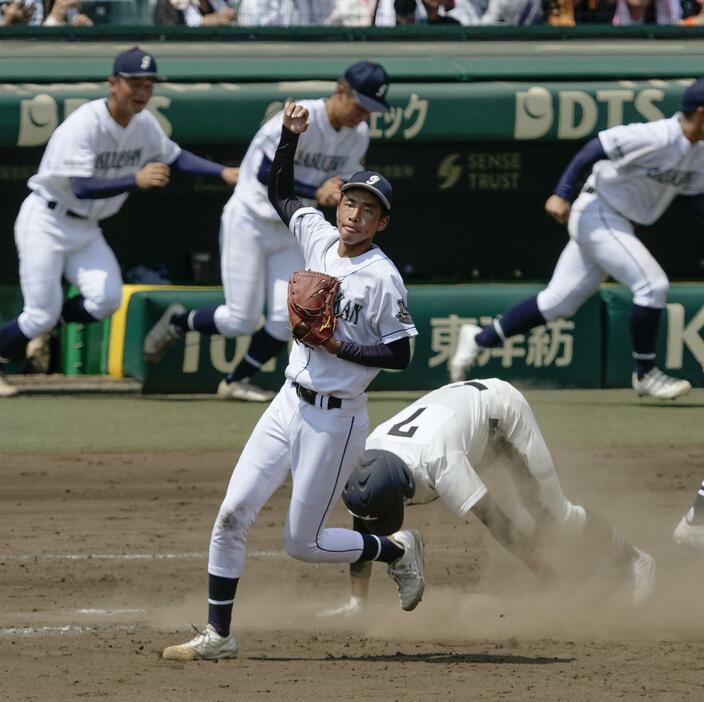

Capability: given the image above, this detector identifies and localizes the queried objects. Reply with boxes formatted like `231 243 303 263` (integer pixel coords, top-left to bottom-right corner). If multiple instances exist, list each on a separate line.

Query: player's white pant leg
285 388 368 563
536 240 606 322
208 388 293 579
264 240 304 342
570 195 669 308
214 202 267 337
487 381 586 534
14 195 67 338
64 234 123 320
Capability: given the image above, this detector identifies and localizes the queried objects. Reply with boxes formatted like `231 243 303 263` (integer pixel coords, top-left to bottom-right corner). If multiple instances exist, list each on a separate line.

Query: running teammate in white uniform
0 47 238 397
450 81 704 400
323 379 655 616
162 101 422 662
143 61 389 402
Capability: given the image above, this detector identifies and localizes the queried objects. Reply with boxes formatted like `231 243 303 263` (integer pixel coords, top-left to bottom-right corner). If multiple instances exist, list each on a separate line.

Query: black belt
584 185 596 194
294 382 342 410
47 200 88 220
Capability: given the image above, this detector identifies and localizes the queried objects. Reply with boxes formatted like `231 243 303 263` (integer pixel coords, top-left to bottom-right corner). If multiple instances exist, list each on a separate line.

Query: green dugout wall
1 33 704 283
110 283 703 393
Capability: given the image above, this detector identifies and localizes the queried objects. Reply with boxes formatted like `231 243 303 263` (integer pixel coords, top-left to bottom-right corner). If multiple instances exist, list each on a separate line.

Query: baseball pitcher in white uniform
450 81 704 400
0 47 238 397
323 379 655 617
162 101 421 662
143 61 390 402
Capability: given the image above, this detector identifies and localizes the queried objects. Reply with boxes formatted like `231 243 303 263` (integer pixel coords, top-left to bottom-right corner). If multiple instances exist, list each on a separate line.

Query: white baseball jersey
28 98 180 226
286 207 417 398
590 114 704 225
365 378 582 534
366 382 491 519
232 99 368 222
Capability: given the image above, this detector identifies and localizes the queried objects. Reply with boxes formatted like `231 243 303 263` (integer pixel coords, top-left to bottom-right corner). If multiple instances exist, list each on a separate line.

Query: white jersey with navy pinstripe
287 207 417 398
591 114 704 225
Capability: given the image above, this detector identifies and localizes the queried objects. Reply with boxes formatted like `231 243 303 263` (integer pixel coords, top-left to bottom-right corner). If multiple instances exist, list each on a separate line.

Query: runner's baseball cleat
162 624 238 661
0 374 18 398
449 324 482 382
673 509 704 554
217 379 275 402
631 368 691 400
631 548 656 607
143 303 186 363
387 529 425 611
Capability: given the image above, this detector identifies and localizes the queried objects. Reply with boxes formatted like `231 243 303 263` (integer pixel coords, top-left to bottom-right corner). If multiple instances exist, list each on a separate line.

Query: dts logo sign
513 85 681 140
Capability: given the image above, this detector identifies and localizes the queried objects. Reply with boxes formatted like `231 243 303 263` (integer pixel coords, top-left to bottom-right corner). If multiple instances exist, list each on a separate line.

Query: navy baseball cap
344 61 391 114
113 47 165 81
341 171 393 211
682 79 704 111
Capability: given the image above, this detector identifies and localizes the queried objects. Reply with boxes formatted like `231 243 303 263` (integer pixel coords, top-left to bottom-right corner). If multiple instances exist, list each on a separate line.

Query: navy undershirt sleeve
70 175 137 199
257 155 319 200
337 337 411 370
170 149 226 178
553 137 607 201
268 127 305 226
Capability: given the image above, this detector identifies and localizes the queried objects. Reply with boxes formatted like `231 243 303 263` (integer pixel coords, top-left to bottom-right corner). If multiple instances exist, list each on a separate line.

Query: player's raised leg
673 480 704 554
449 239 603 382
491 380 655 604
573 199 690 399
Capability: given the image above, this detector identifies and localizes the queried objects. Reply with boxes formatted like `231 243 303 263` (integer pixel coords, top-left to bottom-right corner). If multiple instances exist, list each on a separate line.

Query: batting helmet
342 449 415 536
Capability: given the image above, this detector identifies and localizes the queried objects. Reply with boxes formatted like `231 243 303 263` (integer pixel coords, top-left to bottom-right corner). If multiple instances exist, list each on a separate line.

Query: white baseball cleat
448 324 483 382
316 596 365 618
631 368 691 400
162 624 238 661
0 374 18 398
217 379 275 402
25 333 51 373
387 529 425 611
673 508 704 555
143 303 186 363
631 548 656 607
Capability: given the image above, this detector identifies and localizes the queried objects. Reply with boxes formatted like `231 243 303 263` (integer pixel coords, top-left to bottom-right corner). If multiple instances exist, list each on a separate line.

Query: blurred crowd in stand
2 0 703 33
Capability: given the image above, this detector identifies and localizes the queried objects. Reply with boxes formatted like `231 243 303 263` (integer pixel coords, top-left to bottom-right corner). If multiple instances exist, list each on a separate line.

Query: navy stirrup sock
630 304 661 379
0 319 30 362
172 306 219 335
227 328 286 383
358 533 404 564
61 295 98 324
207 573 238 637
476 295 546 348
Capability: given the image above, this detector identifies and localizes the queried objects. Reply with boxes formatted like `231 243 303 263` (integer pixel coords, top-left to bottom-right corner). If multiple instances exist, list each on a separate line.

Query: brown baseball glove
287 270 341 348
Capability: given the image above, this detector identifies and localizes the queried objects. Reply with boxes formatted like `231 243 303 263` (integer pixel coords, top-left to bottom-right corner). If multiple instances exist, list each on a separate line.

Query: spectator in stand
1 0 42 24
325 0 395 25
611 0 680 22
153 0 234 26
237 0 335 24
42 0 93 25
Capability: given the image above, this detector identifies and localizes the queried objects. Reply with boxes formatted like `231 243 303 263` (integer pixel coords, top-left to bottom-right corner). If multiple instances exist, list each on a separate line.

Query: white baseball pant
208 381 369 579
213 200 304 342
537 191 669 321
14 193 122 339
483 379 586 536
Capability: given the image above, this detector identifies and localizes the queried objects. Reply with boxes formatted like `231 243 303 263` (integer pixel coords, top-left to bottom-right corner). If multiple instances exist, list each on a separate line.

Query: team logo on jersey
334 291 363 326
94 149 142 171
396 299 413 325
141 56 152 70
294 152 347 172
646 168 695 187
366 175 381 185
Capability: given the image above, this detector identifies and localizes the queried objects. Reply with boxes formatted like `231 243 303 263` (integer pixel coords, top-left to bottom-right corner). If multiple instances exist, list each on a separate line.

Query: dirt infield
2 391 704 701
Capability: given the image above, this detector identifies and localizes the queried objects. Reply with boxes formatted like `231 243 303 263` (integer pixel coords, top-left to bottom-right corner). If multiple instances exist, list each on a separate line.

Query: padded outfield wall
1 31 704 285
